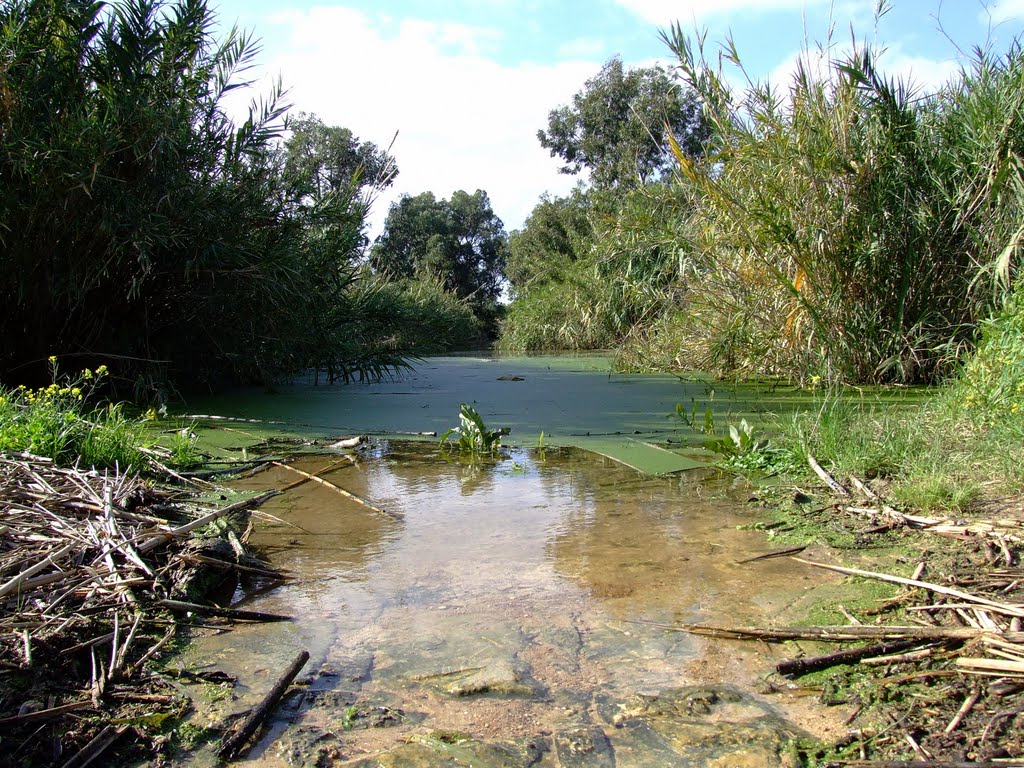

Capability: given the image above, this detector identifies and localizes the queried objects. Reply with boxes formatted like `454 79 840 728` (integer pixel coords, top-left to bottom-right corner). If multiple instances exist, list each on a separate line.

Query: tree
282 113 396 207
537 57 709 189
371 190 508 307
506 190 594 295
0 0 411 390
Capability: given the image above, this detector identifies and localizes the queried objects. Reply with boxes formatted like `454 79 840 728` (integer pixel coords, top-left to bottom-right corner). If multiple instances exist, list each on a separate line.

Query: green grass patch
0 362 149 469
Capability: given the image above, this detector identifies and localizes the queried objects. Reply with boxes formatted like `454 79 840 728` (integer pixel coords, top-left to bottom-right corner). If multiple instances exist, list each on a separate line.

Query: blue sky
211 0 1024 236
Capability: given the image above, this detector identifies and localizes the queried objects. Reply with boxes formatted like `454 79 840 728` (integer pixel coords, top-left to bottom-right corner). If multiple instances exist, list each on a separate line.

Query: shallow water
178 443 850 766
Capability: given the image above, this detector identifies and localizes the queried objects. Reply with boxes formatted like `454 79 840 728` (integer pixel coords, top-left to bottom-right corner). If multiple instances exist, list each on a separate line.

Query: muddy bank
175 443 855 766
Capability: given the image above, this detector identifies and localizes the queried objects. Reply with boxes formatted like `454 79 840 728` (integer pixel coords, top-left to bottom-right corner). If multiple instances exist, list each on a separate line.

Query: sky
211 0 1024 238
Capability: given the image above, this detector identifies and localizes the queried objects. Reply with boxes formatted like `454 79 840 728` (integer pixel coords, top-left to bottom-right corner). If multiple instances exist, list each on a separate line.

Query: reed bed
0 453 279 766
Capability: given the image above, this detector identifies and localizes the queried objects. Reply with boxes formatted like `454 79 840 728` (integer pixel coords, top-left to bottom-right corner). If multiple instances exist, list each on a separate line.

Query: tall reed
659 19 1024 384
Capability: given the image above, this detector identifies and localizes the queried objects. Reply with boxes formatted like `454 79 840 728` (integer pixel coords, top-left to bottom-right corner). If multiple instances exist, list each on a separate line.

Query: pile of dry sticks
676 455 1024 766
0 452 282 766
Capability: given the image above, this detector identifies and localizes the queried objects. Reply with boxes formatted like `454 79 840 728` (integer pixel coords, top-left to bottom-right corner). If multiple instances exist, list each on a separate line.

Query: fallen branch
666 623 1024 643
0 699 93 725
790 557 1024 618
218 650 310 761
736 545 806 564
137 490 280 553
157 599 292 623
808 454 849 496
775 639 922 677
955 657 1024 675
271 461 395 517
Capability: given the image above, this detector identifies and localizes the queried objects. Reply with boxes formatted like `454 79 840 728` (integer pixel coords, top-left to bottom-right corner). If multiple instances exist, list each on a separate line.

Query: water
177 442 850 766
180 353 922 475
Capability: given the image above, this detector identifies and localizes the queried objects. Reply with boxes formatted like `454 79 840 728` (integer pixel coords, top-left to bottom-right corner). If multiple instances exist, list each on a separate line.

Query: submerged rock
607 685 804 767
554 725 615 767
444 659 538 697
274 725 344 768
344 732 547 767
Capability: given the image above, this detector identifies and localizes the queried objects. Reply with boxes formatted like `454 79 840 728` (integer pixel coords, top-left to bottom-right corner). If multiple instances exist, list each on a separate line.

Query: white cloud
558 37 608 59
240 6 594 236
757 40 959 105
983 0 1024 24
613 0 824 26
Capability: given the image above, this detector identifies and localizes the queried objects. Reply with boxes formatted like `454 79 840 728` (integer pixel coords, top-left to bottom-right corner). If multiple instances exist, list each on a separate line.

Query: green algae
174 354 926 475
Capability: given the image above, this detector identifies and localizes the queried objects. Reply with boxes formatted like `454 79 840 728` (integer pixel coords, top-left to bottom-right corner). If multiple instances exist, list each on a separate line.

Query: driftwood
158 599 292 623
182 553 286 580
790 557 1024 619
825 762 1018 767
807 454 849 496
218 650 310 761
58 723 127 768
776 639 922 677
0 699 93 725
736 545 806 564
137 490 280 554
670 623 1024 643
271 461 395 517
279 457 354 492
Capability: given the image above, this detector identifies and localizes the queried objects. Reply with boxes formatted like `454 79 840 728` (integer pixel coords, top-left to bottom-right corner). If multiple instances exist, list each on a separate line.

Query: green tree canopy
282 113 397 206
0 0 412 390
537 57 709 189
506 190 593 296
371 190 508 307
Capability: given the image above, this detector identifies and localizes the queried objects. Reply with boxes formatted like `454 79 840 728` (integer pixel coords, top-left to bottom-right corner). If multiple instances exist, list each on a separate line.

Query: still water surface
180 442 848 766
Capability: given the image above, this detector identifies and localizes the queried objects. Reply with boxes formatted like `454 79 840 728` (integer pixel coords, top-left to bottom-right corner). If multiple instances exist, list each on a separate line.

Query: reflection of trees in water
543 452 696 603
243 458 404 583
372 442 507 498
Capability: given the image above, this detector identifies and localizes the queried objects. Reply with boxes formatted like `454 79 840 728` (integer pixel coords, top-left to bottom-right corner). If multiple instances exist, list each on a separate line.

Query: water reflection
179 443 843 766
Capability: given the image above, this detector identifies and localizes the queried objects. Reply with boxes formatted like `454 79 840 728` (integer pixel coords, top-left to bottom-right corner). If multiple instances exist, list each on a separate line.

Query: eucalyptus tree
537 57 709 189
371 190 509 312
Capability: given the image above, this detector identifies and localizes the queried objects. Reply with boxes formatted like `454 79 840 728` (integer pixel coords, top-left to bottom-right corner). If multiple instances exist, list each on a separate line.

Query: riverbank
722 453 1024 766
0 454 283 766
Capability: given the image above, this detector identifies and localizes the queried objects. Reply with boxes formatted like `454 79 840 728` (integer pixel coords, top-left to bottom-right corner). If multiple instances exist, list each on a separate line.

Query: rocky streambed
173 443 854 766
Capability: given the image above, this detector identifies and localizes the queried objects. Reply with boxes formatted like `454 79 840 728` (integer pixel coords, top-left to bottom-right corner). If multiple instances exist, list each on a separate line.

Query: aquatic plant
439 404 508 457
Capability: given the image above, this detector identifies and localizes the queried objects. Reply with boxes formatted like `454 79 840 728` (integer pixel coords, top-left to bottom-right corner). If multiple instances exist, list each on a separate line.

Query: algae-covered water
178 353 921 475
176 443 857 766
166 355 925 764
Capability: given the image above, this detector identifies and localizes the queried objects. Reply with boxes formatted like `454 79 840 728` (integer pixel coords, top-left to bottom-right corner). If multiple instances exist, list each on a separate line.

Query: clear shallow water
178 443 849 766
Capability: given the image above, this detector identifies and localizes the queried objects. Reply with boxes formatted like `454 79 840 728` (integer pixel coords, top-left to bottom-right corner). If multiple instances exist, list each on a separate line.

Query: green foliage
501 183 698 353
337 274 485 361
371 190 508 324
776 391 1022 514
0 362 146 469
538 57 709 188
439 404 508 457
950 291 1024 424
168 423 203 469
283 112 397 207
0 0 411 393
506 190 593 295
659 19 1024 385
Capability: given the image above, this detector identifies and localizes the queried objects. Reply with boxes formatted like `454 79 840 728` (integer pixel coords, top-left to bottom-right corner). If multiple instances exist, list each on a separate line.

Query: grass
768 386 1022 514
718 294 1024 513
0 360 205 472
